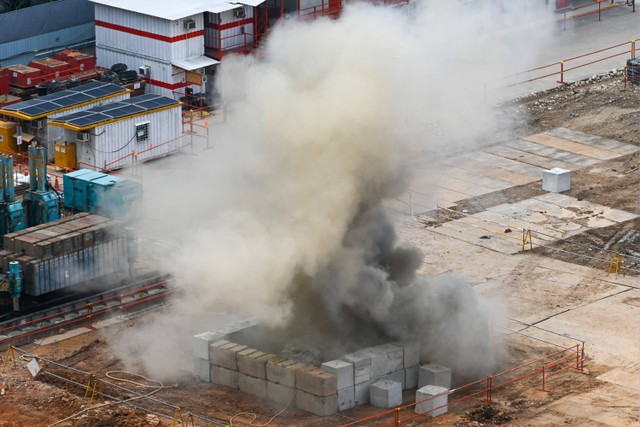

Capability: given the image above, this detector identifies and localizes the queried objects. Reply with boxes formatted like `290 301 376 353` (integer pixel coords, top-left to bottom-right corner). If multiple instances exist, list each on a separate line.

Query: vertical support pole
580 344 585 371
598 1 602 21
632 40 637 59
541 366 548 392
394 407 400 427
557 61 565 84
575 344 580 370
86 303 95 330
485 376 493 403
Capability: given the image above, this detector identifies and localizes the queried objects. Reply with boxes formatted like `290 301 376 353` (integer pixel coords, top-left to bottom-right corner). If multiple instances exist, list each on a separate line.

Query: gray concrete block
401 342 420 368
337 386 355 411
419 364 452 390
296 366 337 397
209 341 244 370
415 385 448 417
542 168 571 193
340 352 372 384
192 356 211 382
321 360 354 390
354 380 371 405
370 379 402 409
361 347 388 379
237 349 278 379
267 381 295 405
383 370 405 390
266 358 300 388
192 331 222 360
238 373 267 399
405 365 419 390
295 390 338 417
211 365 238 389
376 344 404 374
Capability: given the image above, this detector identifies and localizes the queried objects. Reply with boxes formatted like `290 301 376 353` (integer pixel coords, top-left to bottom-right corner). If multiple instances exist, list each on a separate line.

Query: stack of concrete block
415 385 449 417
321 360 354 411
295 366 338 416
191 319 257 383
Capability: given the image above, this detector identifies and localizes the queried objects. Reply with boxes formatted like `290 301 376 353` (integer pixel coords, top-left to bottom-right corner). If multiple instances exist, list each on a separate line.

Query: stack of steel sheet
0 213 131 296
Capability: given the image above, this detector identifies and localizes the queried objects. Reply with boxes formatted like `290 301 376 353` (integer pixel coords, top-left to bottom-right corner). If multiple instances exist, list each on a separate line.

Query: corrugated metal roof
89 0 264 21
172 56 220 71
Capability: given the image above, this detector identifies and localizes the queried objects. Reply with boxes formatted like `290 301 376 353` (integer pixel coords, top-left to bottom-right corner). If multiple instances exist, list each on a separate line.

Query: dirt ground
0 75 638 426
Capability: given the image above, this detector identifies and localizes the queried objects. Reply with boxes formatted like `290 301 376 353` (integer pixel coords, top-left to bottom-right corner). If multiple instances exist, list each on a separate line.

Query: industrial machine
0 261 22 311
63 169 142 219
0 154 26 244
22 145 60 227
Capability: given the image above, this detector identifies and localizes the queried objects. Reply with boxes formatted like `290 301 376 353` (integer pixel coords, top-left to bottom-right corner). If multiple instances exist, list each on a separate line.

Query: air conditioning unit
139 65 151 77
76 132 90 142
234 8 246 18
32 120 44 130
184 19 196 30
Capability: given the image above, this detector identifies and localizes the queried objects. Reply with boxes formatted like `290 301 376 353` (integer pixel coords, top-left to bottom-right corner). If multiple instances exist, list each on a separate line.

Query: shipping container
7 65 42 88
22 237 130 296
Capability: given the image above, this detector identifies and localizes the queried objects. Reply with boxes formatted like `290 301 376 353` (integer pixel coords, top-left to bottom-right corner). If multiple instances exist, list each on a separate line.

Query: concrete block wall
192 330 422 416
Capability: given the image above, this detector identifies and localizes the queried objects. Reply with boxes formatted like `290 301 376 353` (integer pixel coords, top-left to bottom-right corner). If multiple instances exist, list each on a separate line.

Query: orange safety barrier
339 344 584 427
557 0 633 30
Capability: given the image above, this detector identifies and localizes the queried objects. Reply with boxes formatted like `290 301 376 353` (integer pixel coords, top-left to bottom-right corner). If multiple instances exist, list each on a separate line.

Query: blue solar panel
0 82 127 119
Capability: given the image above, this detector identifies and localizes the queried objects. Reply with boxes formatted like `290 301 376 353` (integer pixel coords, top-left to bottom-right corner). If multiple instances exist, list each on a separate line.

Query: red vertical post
557 61 565 84
541 366 547 392
394 407 400 426
485 376 493 403
297 0 300 15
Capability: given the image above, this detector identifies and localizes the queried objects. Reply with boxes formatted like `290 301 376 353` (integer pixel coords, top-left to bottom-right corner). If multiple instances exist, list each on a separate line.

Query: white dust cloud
115 1 554 380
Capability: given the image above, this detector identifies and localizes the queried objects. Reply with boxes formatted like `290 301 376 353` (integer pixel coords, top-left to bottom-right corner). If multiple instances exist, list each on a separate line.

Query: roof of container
89 0 265 20
173 56 219 71
48 93 181 131
0 82 130 121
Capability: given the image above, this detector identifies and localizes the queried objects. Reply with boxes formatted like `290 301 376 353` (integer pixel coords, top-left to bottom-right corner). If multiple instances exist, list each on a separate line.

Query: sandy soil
0 75 638 426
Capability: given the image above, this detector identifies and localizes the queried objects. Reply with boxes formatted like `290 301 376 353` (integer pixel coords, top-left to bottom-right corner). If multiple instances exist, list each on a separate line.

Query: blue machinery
0 261 22 311
22 144 60 227
0 154 26 240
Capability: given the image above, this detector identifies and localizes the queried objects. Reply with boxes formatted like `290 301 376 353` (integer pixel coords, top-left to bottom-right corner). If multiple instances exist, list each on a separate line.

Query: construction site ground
1 74 639 426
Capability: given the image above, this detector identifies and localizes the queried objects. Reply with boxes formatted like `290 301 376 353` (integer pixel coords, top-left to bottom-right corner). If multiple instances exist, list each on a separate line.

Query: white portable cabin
47 94 182 171
0 82 130 160
91 0 221 98
204 0 266 60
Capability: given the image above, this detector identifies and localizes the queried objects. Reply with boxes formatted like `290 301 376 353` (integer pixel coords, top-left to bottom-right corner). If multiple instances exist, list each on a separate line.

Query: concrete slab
267 381 295 405
211 365 238 389
295 390 338 417
419 364 452 389
596 369 640 393
296 366 337 397
370 379 403 409
401 342 420 368
321 360 354 390
524 133 619 161
484 144 576 170
505 139 599 167
238 373 267 399
415 385 449 417
458 150 547 178
546 128 639 154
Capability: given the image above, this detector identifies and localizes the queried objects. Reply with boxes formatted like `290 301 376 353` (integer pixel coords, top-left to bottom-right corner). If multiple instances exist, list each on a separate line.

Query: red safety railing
205 32 260 61
557 0 635 30
340 344 584 427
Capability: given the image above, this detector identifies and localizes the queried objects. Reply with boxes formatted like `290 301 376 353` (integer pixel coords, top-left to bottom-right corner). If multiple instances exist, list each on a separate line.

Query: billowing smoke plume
116 1 553 380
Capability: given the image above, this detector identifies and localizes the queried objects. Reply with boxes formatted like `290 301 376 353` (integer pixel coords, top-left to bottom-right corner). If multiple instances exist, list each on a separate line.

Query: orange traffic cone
54 176 60 190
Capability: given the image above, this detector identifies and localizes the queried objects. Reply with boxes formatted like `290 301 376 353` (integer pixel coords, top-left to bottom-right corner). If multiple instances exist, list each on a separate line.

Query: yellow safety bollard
607 254 624 279
521 229 533 252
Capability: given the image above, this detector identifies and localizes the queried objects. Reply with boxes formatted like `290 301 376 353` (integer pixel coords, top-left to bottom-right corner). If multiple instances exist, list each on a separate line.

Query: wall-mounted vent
184 19 196 30
234 8 246 18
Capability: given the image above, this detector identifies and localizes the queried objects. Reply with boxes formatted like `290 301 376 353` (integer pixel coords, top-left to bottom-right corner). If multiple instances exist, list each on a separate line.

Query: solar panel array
51 94 180 130
0 81 128 119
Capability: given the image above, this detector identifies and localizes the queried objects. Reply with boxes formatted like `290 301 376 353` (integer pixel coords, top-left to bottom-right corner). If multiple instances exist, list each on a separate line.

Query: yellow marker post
521 229 533 252
607 254 624 279
2 347 18 372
